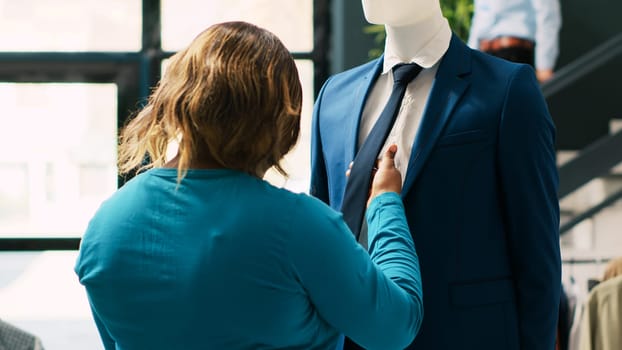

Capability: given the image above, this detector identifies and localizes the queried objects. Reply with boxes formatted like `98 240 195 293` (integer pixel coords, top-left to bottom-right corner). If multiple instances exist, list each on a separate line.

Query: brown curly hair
118 21 302 180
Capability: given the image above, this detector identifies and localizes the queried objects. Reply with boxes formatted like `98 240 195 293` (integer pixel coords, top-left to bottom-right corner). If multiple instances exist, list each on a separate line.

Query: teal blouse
75 168 422 350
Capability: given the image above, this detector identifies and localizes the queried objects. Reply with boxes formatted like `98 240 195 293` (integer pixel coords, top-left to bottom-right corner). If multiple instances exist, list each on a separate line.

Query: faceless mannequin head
361 0 440 27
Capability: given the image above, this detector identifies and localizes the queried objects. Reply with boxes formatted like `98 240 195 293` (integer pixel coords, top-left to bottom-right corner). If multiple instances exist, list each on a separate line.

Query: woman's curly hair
118 21 302 181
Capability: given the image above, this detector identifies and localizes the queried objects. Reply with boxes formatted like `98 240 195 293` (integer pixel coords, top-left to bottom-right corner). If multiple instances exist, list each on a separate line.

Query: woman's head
118 21 302 179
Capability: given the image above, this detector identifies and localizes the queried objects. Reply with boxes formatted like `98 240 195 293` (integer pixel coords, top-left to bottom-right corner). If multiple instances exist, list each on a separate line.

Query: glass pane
0 251 102 349
0 0 141 51
0 83 118 237
161 0 313 52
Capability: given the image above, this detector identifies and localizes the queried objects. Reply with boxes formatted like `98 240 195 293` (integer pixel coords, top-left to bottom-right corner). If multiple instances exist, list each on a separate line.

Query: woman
75 21 422 350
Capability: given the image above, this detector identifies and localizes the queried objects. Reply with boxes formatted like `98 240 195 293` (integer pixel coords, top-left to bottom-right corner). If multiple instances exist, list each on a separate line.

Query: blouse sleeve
289 192 423 350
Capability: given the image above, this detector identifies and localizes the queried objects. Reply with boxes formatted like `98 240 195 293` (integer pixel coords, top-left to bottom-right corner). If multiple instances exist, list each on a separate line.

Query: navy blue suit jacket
310 34 561 350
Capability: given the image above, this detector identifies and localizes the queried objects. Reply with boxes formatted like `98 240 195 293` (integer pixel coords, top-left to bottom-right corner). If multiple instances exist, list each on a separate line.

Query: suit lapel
345 58 384 163
402 34 473 196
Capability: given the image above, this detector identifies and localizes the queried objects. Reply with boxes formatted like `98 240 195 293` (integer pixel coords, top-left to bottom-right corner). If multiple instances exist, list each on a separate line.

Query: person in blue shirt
468 0 562 83
74 21 423 350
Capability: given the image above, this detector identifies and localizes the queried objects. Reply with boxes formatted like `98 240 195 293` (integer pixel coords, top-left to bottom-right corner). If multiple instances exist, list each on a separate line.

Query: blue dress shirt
467 0 562 70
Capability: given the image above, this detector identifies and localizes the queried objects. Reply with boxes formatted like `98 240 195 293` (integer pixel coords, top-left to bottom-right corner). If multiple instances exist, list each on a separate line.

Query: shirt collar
382 18 452 74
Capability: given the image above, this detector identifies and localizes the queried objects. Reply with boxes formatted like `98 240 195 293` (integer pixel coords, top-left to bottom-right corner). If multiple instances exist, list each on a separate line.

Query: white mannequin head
361 0 440 27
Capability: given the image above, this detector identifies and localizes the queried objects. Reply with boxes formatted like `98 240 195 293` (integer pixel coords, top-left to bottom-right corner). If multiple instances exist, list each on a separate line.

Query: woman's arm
290 146 422 350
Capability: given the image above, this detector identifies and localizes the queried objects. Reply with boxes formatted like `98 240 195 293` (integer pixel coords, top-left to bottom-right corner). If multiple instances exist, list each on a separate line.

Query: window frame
0 0 329 251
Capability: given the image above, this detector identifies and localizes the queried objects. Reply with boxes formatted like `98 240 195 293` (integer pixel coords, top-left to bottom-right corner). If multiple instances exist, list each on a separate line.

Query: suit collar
402 34 473 196
346 58 384 162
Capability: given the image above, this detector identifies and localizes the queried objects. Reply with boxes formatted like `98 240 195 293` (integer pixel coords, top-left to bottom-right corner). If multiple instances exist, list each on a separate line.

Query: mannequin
310 0 562 349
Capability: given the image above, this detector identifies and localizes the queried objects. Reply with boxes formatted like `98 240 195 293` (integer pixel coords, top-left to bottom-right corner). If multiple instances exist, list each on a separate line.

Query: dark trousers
484 46 535 67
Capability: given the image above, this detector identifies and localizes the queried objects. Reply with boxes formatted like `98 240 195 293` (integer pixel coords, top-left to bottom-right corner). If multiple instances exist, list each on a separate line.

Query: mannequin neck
384 7 447 61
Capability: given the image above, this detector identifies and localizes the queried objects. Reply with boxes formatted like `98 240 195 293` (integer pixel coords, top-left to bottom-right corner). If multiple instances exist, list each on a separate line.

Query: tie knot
392 63 422 85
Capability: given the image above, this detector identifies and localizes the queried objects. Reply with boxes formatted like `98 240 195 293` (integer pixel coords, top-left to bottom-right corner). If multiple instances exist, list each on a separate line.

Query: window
161 0 313 52
0 1 328 348
0 83 117 237
0 0 141 52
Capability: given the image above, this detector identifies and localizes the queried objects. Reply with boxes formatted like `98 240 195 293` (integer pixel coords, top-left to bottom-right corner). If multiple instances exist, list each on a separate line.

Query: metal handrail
560 187 622 234
557 128 622 235
548 32 622 234
542 32 622 98
558 129 622 199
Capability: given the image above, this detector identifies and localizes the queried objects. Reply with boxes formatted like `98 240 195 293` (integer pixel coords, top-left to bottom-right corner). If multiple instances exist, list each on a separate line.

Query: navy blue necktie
341 63 422 241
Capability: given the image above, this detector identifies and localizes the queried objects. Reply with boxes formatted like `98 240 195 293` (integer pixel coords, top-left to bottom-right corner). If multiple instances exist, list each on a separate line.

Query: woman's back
77 168 346 349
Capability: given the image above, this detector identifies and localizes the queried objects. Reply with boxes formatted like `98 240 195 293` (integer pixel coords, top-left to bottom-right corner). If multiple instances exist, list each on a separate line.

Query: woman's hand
346 144 403 207
367 144 402 206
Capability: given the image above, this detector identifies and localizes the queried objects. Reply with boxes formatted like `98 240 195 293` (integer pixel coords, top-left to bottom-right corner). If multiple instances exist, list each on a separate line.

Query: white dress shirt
358 18 452 183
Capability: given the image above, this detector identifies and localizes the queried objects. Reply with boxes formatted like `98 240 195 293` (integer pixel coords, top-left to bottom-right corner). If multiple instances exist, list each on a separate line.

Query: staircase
544 32 622 291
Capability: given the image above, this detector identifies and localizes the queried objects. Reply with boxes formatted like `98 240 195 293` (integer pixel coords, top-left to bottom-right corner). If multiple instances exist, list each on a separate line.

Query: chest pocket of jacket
435 129 489 148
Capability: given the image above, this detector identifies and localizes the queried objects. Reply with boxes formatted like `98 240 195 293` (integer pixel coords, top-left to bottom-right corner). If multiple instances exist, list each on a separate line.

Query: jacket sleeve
497 64 561 350
309 77 332 204
289 193 423 350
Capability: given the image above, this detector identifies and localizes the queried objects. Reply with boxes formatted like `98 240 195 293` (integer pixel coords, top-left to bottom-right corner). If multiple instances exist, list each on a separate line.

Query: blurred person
310 0 561 349
0 319 44 350
566 258 622 350
74 21 423 350
468 0 562 83
578 274 622 350
603 257 622 282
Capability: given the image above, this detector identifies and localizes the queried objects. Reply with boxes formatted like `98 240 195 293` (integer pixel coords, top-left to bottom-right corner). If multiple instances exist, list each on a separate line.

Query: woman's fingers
345 161 354 177
378 144 397 170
